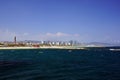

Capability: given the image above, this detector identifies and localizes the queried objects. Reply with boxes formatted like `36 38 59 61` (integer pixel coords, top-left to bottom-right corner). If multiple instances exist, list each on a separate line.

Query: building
14 36 16 44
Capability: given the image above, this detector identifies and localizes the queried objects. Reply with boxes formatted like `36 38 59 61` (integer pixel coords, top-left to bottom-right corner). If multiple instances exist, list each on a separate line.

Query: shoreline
0 46 117 50
0 46 86 50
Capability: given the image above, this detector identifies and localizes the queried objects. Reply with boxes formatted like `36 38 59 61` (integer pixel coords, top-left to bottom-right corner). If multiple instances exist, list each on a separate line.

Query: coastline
0 46 86 50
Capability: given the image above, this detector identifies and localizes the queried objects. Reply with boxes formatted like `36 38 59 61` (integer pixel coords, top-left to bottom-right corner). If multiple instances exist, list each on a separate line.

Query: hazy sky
0 0 120 43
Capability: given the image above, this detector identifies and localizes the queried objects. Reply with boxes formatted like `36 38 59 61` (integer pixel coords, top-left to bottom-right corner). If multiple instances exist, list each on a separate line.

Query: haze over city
0 0 120 43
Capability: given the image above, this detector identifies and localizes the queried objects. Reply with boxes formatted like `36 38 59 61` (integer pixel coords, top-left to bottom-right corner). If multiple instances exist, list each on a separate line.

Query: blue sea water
0 47 120 80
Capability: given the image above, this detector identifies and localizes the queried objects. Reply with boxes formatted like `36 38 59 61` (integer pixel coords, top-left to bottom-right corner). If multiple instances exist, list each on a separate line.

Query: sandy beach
0 47 37 50
0 46 86 50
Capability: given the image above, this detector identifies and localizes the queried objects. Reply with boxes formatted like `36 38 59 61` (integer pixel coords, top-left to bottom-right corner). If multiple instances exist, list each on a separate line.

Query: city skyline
0 0 120 43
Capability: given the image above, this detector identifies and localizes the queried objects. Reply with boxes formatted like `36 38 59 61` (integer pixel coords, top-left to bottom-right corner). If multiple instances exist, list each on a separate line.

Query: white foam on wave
109 49 120 51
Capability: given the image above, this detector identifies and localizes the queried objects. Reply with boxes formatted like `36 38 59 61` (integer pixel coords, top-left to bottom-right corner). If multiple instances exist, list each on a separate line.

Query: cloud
56 32 71 37
37 32 80 41
74 34 80 37
0 30 80 41
46 32 71 37
23 33 29 36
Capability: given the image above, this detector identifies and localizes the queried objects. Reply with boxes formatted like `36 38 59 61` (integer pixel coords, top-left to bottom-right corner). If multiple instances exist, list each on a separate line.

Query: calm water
0 47 120 80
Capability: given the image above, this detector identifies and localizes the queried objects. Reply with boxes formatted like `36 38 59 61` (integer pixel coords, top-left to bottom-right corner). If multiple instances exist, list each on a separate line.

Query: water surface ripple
0 47 120 80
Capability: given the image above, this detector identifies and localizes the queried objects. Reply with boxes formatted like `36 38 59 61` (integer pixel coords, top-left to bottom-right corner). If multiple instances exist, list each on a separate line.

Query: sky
0 0 120 43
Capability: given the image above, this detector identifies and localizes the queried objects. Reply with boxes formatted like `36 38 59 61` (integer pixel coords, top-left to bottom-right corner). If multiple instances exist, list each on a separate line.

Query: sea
0 47 120 80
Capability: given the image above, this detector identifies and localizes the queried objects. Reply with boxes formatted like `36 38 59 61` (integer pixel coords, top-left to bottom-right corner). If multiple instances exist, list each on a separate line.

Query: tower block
14 36 16 44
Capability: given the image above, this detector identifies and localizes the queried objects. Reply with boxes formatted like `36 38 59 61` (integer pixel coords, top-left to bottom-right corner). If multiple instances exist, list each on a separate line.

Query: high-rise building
14 36 16 44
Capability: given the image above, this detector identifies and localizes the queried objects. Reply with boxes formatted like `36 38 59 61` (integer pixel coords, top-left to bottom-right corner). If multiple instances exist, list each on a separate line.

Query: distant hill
87 42 120 47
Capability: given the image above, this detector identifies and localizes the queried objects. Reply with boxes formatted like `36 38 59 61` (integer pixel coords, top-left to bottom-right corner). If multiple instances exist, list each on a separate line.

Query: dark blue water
0 47 120 80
